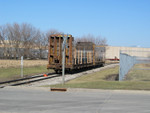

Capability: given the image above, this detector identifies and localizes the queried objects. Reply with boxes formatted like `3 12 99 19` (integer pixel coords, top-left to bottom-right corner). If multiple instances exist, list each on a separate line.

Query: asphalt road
0 86 150 113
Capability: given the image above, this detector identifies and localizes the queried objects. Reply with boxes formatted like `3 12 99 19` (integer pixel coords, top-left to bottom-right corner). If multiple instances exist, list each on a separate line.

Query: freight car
47 34 105 73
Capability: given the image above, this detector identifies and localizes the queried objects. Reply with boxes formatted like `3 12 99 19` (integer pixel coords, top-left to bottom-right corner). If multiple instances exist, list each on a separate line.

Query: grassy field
51 65 150 90
0 59 48 68
0 60 53 82
125 64 150 81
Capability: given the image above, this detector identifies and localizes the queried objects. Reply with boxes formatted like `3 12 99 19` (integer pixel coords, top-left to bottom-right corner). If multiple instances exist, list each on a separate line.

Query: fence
0 58 49 82
119 50 150 81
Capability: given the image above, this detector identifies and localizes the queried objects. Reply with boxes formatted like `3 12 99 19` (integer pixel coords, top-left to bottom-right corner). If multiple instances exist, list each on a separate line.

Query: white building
105 46 150 60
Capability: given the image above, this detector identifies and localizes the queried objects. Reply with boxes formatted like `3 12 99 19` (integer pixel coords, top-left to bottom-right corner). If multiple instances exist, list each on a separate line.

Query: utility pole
21 56 23 78
62 34 68 85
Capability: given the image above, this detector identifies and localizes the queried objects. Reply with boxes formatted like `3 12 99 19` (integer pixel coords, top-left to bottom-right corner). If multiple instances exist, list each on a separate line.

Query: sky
0 0 150 48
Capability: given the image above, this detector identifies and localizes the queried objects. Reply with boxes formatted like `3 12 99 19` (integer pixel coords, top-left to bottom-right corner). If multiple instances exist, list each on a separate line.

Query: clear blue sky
0 0 150 47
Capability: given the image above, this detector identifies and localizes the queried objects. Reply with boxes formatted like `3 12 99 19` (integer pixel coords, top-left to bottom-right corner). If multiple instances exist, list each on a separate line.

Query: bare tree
34 30 46 59
75 34 107 46
0 25 7 58
95 36 107 46
46 29 63 36
0 22 107 60
1 23 59 59
6 23 22 59
5 24 15 59
21 23 38 58
13 23 22 59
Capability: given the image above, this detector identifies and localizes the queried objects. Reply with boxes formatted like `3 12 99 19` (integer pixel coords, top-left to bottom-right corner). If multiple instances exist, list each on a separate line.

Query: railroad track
0 63 119 88
0 73 60 88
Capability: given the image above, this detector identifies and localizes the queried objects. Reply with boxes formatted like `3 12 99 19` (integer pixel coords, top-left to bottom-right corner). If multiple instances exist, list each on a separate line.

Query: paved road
0 87 150 113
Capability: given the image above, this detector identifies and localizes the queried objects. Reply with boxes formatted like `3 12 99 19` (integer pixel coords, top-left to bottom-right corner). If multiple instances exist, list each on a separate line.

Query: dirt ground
105 74 119 81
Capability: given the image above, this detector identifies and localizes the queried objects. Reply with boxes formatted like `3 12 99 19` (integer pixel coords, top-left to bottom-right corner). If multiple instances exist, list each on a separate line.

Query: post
62 45 65 84
62 34 68 85
21 56 23 78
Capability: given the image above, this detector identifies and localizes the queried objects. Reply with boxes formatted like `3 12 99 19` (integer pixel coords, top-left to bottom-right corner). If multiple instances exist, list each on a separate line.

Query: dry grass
0 60 48 68
0 59 52 82
51 65 150 90
125 63 150 81
134 63 150 69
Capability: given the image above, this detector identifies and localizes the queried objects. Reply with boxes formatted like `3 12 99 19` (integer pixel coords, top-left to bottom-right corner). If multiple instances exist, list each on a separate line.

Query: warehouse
105 46 150 60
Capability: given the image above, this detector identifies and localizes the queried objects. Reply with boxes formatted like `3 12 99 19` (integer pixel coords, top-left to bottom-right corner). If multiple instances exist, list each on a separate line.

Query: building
105 46 150 60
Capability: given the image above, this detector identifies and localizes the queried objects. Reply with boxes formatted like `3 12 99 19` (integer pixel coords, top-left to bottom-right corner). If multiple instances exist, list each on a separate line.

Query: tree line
0 23 61 59
0 23 107 59
75 34 107 46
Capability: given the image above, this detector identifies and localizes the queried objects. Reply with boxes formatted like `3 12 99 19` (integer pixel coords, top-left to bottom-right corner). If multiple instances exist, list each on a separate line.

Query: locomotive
47 34 105 73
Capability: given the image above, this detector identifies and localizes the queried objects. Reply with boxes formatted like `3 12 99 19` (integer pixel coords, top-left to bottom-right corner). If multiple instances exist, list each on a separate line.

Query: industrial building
105 46 150 60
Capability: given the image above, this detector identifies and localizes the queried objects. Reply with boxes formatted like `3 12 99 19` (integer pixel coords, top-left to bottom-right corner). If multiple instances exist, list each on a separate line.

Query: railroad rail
0 73 59 88
0 63 119 88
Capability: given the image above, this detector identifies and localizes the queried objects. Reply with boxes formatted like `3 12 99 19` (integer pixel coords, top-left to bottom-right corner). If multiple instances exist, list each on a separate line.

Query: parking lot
0 86 150 113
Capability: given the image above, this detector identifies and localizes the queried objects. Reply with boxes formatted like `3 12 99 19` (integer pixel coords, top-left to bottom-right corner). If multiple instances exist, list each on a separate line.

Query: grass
50 66 150 90
0 59 48 68
67 66 119 83
0 66 53 82
0 60 53 82
51 81 150 90
125 64 150 81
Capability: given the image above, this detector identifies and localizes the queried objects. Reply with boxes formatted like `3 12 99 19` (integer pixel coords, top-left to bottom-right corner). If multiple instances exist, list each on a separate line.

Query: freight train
47 34 105 73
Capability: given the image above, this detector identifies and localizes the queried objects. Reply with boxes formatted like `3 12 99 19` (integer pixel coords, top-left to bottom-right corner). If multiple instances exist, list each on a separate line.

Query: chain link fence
119 50 150 81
